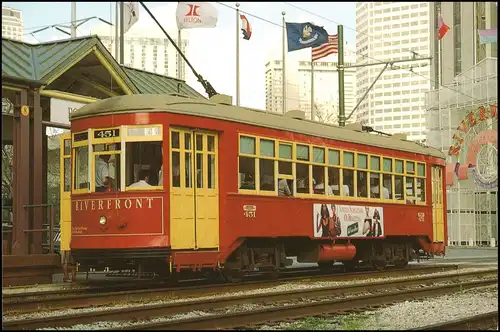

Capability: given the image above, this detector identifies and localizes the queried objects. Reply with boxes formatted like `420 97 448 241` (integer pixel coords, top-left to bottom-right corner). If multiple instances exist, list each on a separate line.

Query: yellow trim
45 47 95 86
2 85 24 91
124 186 163 191
41 90 99 104
236 132 430 205
78 76 120 97
94 49 133 95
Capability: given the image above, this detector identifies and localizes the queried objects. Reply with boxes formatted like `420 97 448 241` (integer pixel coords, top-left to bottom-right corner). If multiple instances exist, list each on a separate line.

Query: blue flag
286 22 329 52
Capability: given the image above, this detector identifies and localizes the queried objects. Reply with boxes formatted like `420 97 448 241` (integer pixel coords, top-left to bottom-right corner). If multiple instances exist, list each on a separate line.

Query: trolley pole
337 25 346 127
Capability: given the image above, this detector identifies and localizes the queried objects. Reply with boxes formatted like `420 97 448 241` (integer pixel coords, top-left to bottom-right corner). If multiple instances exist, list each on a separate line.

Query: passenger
329 171 350 196
129 170 152 187
158 165 163 186
95 154 112 192
371 183 390 199
278 178 292 196
316 204 330 237
314 173 334 195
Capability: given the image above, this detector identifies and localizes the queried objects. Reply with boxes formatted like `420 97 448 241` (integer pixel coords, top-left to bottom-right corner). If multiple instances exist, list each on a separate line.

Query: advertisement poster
313 204 384 238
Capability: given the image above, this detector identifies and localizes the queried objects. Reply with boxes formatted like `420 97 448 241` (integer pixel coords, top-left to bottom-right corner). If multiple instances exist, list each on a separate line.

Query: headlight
99 216 107 225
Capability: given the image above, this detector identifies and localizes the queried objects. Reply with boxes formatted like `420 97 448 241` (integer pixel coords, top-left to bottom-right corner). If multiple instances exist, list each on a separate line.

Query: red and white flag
176 2 218 29
438 13 449 40
312 34 338 61
240 14 252 40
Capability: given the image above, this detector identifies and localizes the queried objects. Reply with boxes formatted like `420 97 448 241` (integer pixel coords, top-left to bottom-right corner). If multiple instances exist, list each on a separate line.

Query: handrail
23 203 55 254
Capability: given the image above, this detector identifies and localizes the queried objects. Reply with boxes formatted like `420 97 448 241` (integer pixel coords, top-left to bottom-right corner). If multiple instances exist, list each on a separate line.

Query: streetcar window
312 166 325 195
328 149 340 166
278 160 293 196
259 159 275 191
394 175 404 200
406 177 416 204
357 170 368 198
171 131 180 149
313 147 325 163
239 136 256 155
171 151 180 187
296 163 309 194
383 174 393 199
196 152 203 188
93 143 120 192
342 169 354 197
278 178 293 196
296 145 309 161
328 167 341 196
416 178 425 202
125 141 162 188
370 173 381 199
208 154 216 189
74 146 89 190
239 157 255 190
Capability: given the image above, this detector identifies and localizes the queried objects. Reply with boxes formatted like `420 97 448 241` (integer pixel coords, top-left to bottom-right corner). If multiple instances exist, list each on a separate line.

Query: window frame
124 124 164 192
72 129 92 195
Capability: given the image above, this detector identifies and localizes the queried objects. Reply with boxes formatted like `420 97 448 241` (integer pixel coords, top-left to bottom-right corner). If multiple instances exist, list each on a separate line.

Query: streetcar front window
74 146 89 190
94 143 121 192
125 141 162 187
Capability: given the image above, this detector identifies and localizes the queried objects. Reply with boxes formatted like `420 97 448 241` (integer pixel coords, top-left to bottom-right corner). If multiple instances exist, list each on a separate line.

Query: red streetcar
67 93 447 279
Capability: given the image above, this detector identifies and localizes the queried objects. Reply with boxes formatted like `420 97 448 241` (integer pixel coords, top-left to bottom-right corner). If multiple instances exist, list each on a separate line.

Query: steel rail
3 269 496 330
3 265 460 313
121 279 498 330
414 311 499 330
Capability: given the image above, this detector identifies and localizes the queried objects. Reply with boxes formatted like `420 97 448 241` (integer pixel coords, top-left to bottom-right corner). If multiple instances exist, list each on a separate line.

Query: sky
4 2 356 109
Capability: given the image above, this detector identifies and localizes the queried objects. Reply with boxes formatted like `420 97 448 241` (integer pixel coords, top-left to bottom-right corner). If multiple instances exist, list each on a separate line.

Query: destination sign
73 132 88 142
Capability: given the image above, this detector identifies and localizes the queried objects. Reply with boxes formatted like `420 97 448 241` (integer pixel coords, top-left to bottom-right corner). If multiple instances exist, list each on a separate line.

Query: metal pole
337 25 345 126
71 2 77 38
120 1 124 64
282 11 286 114
177 29 182 79
236 3 240 106
311 58 315 121
115 2 119 60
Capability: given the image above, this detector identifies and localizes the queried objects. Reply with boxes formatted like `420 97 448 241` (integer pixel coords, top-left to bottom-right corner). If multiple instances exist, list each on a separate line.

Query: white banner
313 204 384 238
176 2 218 29
123 2 139 33
50 98 86 125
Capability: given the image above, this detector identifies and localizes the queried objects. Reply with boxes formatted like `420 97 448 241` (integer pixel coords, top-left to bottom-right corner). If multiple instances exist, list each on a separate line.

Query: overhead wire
217 2 482 105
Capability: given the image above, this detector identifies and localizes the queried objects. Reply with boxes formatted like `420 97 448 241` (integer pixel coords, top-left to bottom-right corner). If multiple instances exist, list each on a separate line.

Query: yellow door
60 133 72 251
169 128 219 250
431 166 444 242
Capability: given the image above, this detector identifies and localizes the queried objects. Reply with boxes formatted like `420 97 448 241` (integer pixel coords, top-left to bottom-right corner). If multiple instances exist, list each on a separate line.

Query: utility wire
217 2 482 104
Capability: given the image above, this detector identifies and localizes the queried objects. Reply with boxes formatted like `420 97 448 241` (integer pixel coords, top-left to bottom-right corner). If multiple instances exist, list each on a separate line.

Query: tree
313 104 338 125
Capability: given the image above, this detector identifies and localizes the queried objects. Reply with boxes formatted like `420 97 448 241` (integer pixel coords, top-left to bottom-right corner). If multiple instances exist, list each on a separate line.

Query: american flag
312 34 338 61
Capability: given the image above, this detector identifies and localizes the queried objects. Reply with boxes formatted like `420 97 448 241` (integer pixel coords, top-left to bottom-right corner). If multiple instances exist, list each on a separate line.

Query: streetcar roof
70 94 445 159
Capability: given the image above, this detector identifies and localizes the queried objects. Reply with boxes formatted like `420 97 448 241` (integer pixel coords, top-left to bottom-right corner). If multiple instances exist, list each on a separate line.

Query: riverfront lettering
74 197 155 211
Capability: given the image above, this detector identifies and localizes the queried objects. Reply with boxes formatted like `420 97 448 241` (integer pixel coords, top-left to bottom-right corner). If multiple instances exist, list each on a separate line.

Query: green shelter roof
2 35 204 99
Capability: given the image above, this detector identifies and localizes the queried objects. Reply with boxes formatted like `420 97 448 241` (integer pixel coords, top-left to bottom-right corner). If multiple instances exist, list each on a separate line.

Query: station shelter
1 35 203 286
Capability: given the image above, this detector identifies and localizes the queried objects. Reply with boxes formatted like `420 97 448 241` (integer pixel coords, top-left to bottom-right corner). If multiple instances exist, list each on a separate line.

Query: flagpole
236 3 240 106
115 2 119 60
177 29 182 79
282 11 286 114
311 57 315 121
119 1 124 64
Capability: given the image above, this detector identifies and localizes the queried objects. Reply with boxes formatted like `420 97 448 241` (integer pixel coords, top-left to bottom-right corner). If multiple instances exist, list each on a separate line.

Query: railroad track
3 268 497 330
415 311 498 330
3 264 459 313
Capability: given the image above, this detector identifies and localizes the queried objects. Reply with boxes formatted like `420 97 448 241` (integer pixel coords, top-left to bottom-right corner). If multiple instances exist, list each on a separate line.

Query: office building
2 6 23 41
355 2 431 142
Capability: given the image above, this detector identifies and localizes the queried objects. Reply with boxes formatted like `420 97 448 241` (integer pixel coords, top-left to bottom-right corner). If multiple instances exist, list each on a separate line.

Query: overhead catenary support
282 11 286 114
120 1 124 65
236 3 240 106
115 2 119 59
337 25 345 127
71 2 77 38
177 29 182 80
310 59 315 121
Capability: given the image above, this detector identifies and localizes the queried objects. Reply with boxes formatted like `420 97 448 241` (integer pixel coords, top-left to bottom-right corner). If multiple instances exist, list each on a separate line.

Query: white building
425 2 497 247
265 47 357 123
92 25 189 81
2 6 23 41
355 2 431 142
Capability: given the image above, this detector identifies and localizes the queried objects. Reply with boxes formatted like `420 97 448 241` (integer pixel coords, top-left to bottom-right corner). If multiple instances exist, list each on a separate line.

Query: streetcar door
59 133 72 252
431 166 444 243
169 129 219 250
